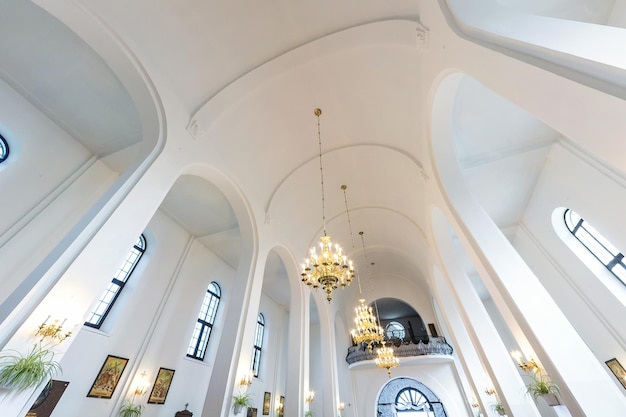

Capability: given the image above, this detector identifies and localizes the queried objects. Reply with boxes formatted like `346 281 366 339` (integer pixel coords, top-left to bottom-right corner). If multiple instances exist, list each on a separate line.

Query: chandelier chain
301 108 355 302
316 109 327 234
343 185 361 295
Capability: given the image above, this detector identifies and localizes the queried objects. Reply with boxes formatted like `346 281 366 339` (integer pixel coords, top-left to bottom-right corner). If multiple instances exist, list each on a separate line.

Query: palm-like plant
119 398 144 417
0 343 61 391
233 391 253 414
491 403 505 415
525 370 560 403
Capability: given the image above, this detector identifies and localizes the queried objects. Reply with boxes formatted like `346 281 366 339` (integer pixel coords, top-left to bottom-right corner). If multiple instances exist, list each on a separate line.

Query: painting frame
606 358 626 390
278 396 284 417
87 355 129 399
247 407 258 417
263 392 271 415
147 367 176 404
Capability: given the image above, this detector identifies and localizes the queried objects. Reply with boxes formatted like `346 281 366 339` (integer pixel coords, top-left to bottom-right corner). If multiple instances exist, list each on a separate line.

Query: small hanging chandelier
371 260 399 377
375 340 399 377
300 108 355 302
350 231 384 351
351 298 385 351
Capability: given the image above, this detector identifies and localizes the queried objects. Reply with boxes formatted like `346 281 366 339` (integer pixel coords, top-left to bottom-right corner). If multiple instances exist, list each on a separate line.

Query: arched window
385 321 406 340
395 387 434 417
187 282 221 360
377 378 447 417
0 134 9 163
564 209 626 286
251 313 265 377
85 234 146 328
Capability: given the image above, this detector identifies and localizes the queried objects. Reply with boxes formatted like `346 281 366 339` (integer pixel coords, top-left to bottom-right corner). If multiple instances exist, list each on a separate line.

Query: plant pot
540 393 560 406
496 409 505 416
234 404 244 415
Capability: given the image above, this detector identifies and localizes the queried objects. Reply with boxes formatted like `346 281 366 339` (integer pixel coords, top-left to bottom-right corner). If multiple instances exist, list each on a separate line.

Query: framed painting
148 367 175 404
278 396 284 417
247 407 258 417
606 358 626 389
87 355 129 398
263 392 271 415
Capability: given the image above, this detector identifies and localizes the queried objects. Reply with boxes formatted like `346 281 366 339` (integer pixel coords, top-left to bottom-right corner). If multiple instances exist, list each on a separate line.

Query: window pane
576 229 614 264
187 282 221 360
252 313 265 376
565 209 625 288
0 134 8 162
85 235 146 328
581 222 620 256
611 264 626 286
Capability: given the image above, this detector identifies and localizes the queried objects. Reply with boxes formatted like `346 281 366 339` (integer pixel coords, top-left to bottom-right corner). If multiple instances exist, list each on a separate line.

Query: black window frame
395 387 434 414
0 133 9 163
251 313 265 377
84 234 146 329
187 282 221 361
564 209 626 287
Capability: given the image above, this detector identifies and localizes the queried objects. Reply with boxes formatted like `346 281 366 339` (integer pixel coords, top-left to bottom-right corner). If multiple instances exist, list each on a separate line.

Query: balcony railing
346 337 454 365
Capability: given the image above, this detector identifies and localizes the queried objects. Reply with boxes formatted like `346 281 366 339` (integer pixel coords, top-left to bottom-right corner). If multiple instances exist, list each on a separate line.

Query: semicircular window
0 134 8 163
385 321 406 339
395 387 435 416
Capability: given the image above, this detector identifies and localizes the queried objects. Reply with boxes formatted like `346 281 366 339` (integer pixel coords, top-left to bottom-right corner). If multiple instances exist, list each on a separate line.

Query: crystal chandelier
300 108 355 302
375 340 399 377
350 230 384 351
351 298 385 351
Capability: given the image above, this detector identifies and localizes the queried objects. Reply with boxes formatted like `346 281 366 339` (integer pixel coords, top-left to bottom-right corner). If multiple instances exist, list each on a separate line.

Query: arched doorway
377 377 447 417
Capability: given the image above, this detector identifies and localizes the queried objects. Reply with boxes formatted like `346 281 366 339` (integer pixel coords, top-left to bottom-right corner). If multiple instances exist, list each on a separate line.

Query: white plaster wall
0 79 117 307
50 208 243 417
350 363 468 417
243 292 287 416
309 322 323 417
513 141 626 383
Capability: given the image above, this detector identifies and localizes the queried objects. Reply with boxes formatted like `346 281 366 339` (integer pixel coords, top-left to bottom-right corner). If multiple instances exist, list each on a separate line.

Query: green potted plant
525 370 560 406
233 391 253 415
0 343 61 391
491 402 505 415
119 398 144 417
305 411 314 417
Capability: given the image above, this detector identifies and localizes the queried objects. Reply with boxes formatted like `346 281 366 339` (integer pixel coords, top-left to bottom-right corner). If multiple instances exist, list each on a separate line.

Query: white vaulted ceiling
0 0 572 312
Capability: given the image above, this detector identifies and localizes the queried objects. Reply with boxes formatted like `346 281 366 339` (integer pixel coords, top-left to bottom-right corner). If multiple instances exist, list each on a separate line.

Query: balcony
346 337 454 367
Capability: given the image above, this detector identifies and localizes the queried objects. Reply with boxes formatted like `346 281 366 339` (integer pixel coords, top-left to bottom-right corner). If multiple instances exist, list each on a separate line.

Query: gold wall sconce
305 390 315 403
35 316 72 343
511 350 539 373
133 371 149 396
239 371 253 388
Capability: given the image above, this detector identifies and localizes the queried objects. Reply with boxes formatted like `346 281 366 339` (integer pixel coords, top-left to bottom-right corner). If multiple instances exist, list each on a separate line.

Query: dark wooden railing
346 337 453 365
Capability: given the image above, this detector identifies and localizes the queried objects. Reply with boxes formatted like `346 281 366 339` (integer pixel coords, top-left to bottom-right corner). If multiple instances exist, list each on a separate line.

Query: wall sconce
338 402 345 412
484 387 496 396
133 371 149 396
470 398 479 408
35 316 72 343
511 350 539 373
239 371 253 388
305 390 315 403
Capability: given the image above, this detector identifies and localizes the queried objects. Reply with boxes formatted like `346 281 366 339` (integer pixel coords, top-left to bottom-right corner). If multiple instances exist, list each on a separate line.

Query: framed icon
148 367 175 404
87 355 129 399
606 358 626 390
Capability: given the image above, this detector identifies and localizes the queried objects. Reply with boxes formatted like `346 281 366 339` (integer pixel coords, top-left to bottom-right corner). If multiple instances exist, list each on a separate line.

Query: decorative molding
187 118 205 139
416 21 429 49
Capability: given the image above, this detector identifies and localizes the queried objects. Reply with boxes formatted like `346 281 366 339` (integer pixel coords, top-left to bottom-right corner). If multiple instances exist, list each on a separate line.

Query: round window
385 321 406 339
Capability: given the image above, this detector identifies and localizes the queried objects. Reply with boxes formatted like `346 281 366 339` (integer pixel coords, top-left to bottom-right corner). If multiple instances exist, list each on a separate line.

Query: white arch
429 71 626 415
